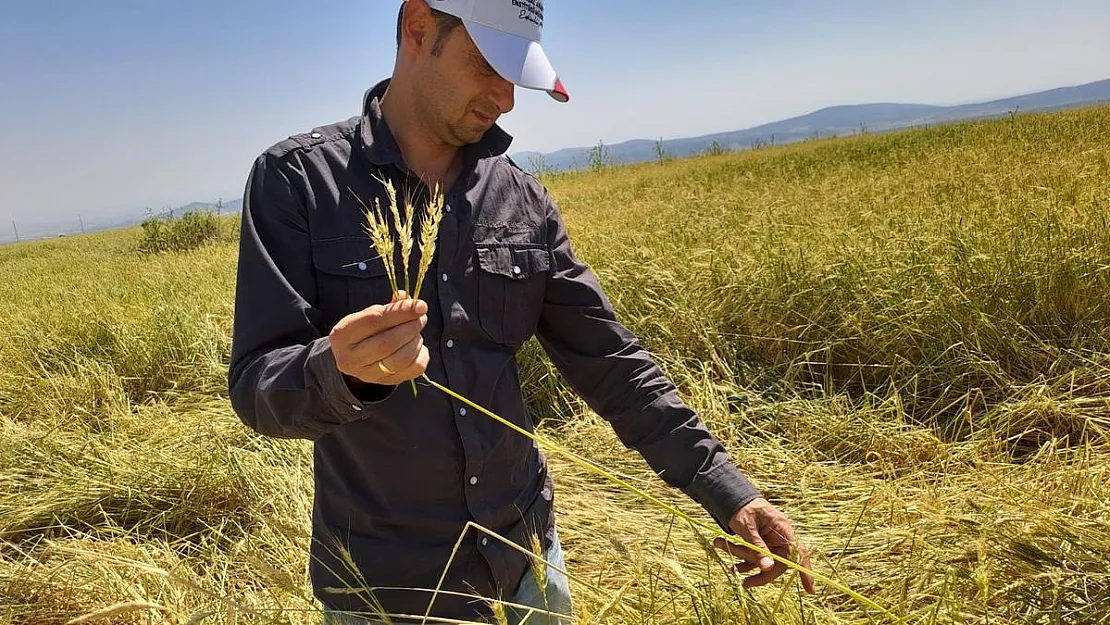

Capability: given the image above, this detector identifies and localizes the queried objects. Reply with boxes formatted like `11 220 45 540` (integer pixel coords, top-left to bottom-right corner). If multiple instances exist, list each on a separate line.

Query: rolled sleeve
683 458 763 531
309 335 395 415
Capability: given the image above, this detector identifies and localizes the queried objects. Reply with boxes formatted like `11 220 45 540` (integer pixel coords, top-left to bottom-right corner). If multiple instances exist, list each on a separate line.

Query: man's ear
398 0 434 55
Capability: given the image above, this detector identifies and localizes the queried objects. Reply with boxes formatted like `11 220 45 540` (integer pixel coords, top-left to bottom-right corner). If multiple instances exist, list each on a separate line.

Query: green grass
137 210 232 254
2 106 1109 624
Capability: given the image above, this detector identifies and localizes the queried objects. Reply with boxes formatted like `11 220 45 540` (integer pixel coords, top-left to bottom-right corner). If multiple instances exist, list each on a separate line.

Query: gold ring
376 360 396 376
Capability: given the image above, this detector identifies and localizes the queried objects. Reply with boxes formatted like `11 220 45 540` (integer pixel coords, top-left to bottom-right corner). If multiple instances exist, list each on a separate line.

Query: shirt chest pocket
311 237 393 326
474 243 550 348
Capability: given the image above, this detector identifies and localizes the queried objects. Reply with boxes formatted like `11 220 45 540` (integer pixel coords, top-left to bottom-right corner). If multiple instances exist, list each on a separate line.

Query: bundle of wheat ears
360 176 446 306
348 175 444 397
345 175 896 624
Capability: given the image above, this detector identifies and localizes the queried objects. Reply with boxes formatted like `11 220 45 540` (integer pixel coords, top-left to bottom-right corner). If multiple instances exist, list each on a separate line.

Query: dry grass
2 106 1110 624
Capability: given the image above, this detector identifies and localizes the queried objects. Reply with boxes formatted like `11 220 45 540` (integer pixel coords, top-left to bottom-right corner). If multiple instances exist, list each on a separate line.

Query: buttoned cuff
684 461 763 533
343 374 397 403
307 336 396 421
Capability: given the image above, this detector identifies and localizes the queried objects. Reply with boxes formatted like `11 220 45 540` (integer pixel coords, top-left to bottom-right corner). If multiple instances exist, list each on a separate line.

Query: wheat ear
369 198 400 296
489 600 509 625
412 182 445 300
528 533 549 613
349 186 399 296
383 178 415 295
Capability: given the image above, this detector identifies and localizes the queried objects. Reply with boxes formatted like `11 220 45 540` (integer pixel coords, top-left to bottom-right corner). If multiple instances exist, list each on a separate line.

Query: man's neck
380 82 463 192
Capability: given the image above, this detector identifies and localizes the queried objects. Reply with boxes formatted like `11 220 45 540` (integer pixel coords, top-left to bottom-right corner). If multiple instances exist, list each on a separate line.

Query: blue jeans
322 527 573 625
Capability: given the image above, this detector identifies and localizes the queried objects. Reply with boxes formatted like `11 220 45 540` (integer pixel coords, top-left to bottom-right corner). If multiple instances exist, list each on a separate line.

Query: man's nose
491 75 515 114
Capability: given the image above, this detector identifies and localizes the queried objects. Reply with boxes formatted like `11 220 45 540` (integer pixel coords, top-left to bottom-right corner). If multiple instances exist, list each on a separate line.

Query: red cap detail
550 78 569 103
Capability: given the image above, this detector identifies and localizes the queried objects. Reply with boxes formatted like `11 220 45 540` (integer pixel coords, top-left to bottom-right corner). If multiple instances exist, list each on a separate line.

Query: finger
712 533 771 572
346 316 427 366
337 297 429 341
334 314 424 383
741 517 775 572
766 520 816 595
352 341 429 384
390 294 426 314
380 345 430 383
767 520 796 547
733 560 758 574
377 333 424 375
800 543 816 595
742 545 789 589
373 296 428 329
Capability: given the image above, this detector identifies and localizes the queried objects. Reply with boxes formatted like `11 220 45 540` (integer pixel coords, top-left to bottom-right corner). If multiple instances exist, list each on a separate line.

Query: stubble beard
414 84 485 148
448 118 487 146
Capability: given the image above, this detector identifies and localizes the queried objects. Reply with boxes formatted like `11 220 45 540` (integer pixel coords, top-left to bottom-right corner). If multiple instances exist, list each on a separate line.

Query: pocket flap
475 244 550 280
311 236 387 279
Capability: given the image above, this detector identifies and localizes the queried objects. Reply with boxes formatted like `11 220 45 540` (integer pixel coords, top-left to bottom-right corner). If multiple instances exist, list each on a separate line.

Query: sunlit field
2 105 1108 624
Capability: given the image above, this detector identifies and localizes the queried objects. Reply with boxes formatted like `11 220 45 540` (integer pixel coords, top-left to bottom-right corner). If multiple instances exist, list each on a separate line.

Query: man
228 1 815 623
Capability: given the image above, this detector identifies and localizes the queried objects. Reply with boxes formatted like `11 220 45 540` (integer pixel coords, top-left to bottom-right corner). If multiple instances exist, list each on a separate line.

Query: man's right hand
330 291 430 385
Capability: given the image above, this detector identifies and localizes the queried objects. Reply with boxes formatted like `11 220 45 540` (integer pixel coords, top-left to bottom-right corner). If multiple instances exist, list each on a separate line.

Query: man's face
410 18 516 147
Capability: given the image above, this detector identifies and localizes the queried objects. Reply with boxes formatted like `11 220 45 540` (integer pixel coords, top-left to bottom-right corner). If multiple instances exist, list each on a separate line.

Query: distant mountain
0 198 244 245
515 78 1110 172
5 78 1109 246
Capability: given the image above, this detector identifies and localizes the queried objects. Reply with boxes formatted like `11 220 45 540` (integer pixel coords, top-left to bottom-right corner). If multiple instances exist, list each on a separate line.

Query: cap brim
463 21 569 103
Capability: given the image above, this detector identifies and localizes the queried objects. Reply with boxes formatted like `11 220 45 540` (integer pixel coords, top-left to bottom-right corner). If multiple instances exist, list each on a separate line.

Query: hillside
1 106 1109 624
516 77 1110 171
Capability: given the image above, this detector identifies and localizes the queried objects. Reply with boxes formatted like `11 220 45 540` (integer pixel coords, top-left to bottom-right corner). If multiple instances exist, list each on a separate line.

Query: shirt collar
358 78 514 167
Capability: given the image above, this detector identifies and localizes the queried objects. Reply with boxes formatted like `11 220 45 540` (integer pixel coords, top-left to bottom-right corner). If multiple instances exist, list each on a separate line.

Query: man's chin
450 124 490 146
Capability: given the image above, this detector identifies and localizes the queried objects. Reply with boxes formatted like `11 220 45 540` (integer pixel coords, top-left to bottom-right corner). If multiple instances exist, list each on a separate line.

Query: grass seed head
413 182 446 300
383 178 415 294
529 532 549 600
489 598 509 625
366 197 399 296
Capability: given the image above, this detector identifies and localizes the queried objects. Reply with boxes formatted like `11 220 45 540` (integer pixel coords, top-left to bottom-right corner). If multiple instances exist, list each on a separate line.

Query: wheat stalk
66 601 165 625
421 374 906 624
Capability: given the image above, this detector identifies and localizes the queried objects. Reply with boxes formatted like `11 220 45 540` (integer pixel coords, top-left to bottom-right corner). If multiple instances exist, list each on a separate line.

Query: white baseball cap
405 0 569 103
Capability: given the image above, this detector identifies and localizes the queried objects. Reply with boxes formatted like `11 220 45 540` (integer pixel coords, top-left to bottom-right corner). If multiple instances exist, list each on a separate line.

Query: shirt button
357 262 368 271
512 265 522 276
441 273 448 283
481 537 489 547
459 407 467 417
446 339 455 349
310 132 322 139
445 205 452 213
469 476 478 486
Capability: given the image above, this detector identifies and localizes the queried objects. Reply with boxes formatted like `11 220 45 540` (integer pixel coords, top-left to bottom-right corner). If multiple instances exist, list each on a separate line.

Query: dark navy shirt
228 78 761 621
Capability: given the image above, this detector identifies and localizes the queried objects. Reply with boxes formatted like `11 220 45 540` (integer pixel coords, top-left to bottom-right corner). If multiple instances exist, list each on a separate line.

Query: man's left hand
713 497 816 594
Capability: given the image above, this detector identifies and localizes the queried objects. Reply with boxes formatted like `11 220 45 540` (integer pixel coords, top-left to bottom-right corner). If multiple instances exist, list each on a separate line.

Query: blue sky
1 0 1108 232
